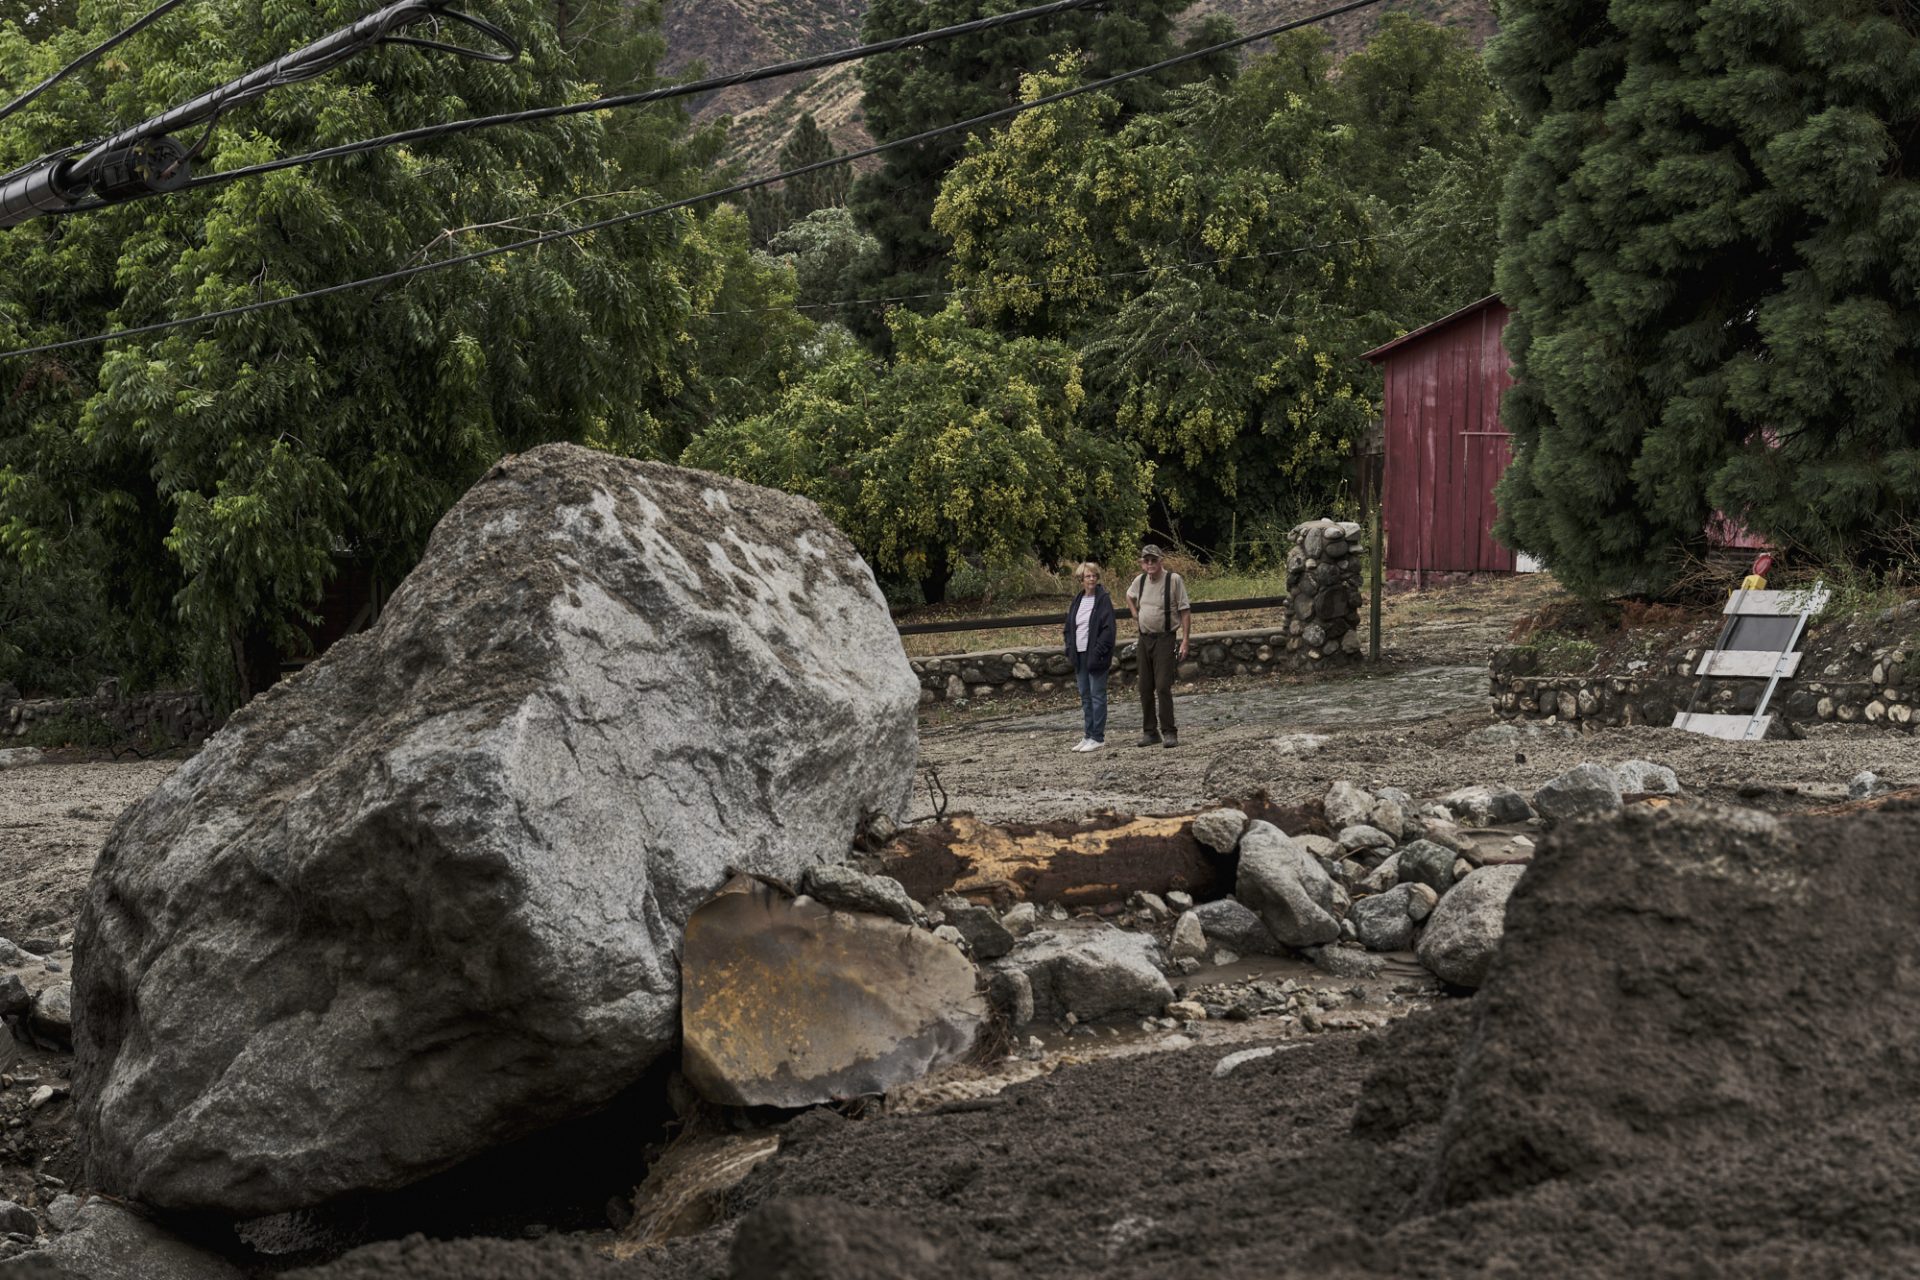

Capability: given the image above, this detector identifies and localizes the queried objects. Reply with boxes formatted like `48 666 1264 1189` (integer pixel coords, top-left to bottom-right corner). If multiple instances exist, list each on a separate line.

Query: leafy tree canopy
1491 0 1920 596
845 0 1226 348
684 304 1150 602
0 0 755 700
934 38 1385 542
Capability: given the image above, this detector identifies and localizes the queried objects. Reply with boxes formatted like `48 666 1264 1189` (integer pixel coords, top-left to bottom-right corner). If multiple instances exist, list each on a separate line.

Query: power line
46 0 1115 215
1 0 518 226
0 0 1389 361
0 0 193 129
696 224 1493 318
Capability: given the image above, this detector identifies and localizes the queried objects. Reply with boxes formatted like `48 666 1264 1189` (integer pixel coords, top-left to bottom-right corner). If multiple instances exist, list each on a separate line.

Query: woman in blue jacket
1063 561 1118 752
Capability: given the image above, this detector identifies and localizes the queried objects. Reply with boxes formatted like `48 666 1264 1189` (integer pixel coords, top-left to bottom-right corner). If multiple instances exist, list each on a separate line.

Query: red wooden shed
1363 295 1518 577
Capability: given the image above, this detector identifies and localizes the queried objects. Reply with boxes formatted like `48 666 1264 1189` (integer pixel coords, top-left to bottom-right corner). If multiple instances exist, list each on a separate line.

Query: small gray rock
1485 787 1537 824
0 975 30 1019
1350 886 1420 952
1613 759 1680 795
932 924 968 950
2 1198 243 1280
1190 898 1283 956
1438 785 1536 827
1417 864 1527 988
1336 824 1395 854
1360 852 1402 894
1000 902 1039 935
0 1201 34 1237
1849 770 1890 801
990 928 1173 1025
1237 822 1345 948
1533 763 1625 825
1396 840 1460 894
1190 808 1248 854
1323 781 1376 831
26 984 70 1052
942 903 1015 960
1368 797 1409 840
800 865 920 926
0 748 44 771
1296 833 1340 860
1212 1045 1282 1079
45 1196 82 1234
988 970 1035 1028
1169 912 1208 962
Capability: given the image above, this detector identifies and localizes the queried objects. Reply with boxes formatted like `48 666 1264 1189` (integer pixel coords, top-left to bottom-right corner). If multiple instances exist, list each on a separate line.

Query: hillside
661 0 1499 171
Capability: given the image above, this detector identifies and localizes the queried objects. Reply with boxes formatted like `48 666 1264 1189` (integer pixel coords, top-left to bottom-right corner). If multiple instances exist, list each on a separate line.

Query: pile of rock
1284 518 1367 663
1165 758 1686 990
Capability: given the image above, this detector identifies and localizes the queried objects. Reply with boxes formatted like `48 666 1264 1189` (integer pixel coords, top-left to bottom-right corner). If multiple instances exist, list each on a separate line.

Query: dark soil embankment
295 798 1920 1279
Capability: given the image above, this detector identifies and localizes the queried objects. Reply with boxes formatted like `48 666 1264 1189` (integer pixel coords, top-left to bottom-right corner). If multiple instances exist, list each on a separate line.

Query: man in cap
1125 543 1191 747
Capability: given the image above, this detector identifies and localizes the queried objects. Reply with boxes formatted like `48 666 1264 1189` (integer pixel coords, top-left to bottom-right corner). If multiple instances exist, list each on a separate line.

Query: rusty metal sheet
875 814 1222 907
681 876 986 1109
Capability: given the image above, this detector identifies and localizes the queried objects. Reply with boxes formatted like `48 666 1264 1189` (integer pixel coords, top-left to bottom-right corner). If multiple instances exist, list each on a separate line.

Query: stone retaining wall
1490 606 1919 733
914 520 1370 703
0 681 215 747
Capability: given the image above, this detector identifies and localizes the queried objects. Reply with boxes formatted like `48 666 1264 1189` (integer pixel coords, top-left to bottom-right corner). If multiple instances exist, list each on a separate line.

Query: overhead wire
691 223 1496 318
46 0 1116 214
0 0 193 128
0 0 1390 361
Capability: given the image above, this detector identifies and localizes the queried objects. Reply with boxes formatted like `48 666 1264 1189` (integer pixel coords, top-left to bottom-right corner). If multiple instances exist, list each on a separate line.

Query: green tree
684 304 1149 602
846 0 1214 348
934 41 1381 543
658 204 817 456
1334 13 1508 210
744 113 853 246
0 0 718 703
767 206 881 329
1491 0 1920 595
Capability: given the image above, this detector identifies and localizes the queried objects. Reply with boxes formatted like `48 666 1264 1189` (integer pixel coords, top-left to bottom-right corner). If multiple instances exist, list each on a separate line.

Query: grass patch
1508 630 1599 675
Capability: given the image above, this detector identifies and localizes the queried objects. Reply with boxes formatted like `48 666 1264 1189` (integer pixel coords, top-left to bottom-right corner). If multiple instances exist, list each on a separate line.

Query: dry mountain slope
662 0 1497 171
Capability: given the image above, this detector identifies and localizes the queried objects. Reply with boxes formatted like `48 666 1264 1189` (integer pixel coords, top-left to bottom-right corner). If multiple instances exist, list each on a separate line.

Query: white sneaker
1072 738 1094 751
1084 738 1107 751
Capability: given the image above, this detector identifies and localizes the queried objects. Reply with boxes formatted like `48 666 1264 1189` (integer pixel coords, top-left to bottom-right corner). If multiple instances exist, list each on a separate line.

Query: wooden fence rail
894 595 1292 637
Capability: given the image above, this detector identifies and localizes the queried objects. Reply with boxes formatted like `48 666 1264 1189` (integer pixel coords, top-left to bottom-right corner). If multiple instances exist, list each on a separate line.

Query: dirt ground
3 574 1919 1276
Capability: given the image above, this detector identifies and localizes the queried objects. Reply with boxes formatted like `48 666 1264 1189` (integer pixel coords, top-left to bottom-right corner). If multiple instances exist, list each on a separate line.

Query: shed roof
1362 294 1504 364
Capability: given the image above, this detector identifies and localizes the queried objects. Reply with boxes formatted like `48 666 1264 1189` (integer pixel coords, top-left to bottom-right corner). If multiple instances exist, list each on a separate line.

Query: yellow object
1739 574 1768 591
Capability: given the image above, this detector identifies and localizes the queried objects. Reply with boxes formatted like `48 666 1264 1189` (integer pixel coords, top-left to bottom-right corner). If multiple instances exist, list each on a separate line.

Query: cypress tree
1491 0 1920 595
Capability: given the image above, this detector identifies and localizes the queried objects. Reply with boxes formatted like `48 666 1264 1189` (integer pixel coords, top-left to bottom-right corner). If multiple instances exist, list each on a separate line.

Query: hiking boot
1135 733 1162 747
1163 733 1179 749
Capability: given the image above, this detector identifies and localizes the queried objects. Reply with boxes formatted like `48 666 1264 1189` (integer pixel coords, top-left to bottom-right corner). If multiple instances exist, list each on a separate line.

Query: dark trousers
1137 631 1177 737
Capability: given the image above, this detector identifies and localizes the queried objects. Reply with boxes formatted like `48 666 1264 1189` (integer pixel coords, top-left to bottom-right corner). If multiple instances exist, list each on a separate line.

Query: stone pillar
1285 519 1367 664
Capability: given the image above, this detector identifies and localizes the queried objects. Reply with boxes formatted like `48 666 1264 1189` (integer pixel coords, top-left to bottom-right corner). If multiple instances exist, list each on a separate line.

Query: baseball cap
1139 543 1164 560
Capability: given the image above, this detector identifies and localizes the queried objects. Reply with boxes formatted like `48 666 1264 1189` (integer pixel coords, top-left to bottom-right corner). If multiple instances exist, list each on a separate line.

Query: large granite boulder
72 445 920 1216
